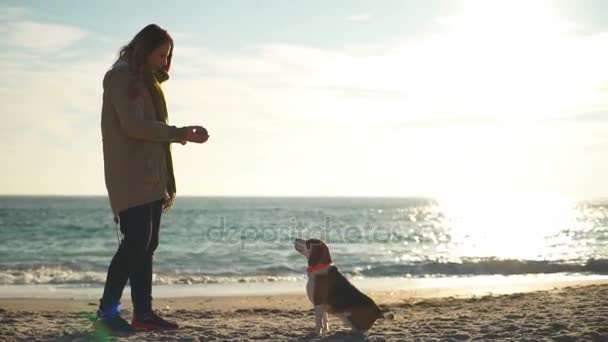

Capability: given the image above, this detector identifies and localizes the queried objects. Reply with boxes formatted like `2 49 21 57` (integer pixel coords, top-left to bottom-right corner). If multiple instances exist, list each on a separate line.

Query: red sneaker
131 311 179 331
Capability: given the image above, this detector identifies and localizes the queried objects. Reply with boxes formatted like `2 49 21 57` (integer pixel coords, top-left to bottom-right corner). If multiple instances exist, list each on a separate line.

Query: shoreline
2 272 607 300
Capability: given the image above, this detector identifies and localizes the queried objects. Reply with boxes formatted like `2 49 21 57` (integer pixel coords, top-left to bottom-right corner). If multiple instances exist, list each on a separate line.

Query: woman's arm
108 69 187 142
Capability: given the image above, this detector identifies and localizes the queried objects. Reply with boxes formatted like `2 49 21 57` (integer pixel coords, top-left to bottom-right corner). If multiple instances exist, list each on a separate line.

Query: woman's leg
130 199 162 313
99 201 156 313
129 199 178 330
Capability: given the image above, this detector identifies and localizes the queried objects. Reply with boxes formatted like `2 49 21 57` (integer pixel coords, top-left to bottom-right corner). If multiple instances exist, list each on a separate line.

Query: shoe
92 309 135 335
132 310 179 331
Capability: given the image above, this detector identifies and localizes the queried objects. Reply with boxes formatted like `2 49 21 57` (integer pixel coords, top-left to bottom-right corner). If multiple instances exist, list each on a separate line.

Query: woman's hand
184 126 209 143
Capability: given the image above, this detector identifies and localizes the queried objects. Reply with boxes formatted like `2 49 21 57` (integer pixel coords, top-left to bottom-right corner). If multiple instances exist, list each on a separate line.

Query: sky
1 0 608 199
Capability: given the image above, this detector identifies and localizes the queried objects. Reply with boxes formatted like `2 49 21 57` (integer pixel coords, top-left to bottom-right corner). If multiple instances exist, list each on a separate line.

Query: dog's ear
307 240 332 266
307 242 322 266
305 239 321 251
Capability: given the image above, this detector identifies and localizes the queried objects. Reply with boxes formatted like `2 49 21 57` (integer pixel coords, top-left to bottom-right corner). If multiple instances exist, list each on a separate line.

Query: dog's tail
377 307 395 320
380 311 395 320
382 312 395 320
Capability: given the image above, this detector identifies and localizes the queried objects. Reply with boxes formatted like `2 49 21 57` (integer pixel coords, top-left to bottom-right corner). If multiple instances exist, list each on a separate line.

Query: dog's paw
309 327 326 337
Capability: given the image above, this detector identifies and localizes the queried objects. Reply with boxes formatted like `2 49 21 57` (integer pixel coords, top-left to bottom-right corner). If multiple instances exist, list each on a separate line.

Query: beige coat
101 61 186 217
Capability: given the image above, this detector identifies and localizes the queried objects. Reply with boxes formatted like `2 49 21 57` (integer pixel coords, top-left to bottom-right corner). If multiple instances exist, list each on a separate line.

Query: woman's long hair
117 24 174 73
115 24 177 212
116 24 173 105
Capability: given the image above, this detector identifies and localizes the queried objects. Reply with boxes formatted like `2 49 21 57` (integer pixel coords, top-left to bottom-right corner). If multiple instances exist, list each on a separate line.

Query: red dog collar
307 263 333 273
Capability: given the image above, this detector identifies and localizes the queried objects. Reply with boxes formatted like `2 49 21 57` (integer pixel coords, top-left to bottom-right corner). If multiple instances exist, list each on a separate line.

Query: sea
1 195 607 298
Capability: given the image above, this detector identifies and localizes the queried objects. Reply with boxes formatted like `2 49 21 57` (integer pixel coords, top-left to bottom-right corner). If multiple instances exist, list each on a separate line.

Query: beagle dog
294 238 383 335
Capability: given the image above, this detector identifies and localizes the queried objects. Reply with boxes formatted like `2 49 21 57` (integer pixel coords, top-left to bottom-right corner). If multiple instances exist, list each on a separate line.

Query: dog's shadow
295 330 368 342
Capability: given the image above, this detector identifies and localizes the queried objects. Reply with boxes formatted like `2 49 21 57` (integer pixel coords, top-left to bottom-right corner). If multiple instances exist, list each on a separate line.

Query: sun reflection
438 192 580 260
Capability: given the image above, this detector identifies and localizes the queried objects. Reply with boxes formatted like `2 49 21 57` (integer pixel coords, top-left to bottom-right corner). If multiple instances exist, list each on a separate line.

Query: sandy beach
1 280 607 341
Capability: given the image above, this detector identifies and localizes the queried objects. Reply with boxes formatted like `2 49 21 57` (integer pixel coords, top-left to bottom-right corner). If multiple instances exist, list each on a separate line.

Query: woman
96 24 208 333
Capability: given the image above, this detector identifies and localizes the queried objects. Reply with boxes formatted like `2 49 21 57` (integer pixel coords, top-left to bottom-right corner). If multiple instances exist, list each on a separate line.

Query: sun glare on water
438 192 580 261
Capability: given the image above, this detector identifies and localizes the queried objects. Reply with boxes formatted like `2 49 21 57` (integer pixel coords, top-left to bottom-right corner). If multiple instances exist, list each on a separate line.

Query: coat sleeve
108 68 187 142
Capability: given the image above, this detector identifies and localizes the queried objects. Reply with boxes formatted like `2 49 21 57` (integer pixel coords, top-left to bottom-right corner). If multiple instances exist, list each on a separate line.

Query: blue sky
12 0 457 48
1 0 608 199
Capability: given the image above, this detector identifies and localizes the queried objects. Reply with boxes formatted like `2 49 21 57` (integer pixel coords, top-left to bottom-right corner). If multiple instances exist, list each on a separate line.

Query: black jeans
100 199 163 314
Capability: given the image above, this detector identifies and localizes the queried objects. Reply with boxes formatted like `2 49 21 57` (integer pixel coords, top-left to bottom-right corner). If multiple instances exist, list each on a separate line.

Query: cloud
346 14 370 22
172 22 608 128
0 6 28 21
1 21 86 51
569 111 608 123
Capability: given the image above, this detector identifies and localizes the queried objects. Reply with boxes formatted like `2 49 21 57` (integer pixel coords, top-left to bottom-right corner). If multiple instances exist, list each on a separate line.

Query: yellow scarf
143 69 176 212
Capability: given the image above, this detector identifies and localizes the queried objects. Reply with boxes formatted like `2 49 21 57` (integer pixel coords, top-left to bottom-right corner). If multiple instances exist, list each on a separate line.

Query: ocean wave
1 259 607 286
0 266 306 286
352 259 608 277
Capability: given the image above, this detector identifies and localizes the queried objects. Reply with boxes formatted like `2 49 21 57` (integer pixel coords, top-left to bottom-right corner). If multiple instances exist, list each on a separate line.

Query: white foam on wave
0 267 107 285
0 266 306 286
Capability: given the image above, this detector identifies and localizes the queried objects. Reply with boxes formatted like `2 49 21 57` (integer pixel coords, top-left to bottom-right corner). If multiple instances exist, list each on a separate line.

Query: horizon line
0 194 436 199
0 194 606 202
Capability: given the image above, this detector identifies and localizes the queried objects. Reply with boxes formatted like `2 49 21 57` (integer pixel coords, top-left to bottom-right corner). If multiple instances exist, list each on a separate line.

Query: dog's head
294 238 333 267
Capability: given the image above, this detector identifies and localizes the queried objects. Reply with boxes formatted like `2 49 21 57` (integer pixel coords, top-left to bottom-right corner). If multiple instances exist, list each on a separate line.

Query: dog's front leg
322 310 329 334
313 305 326 335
